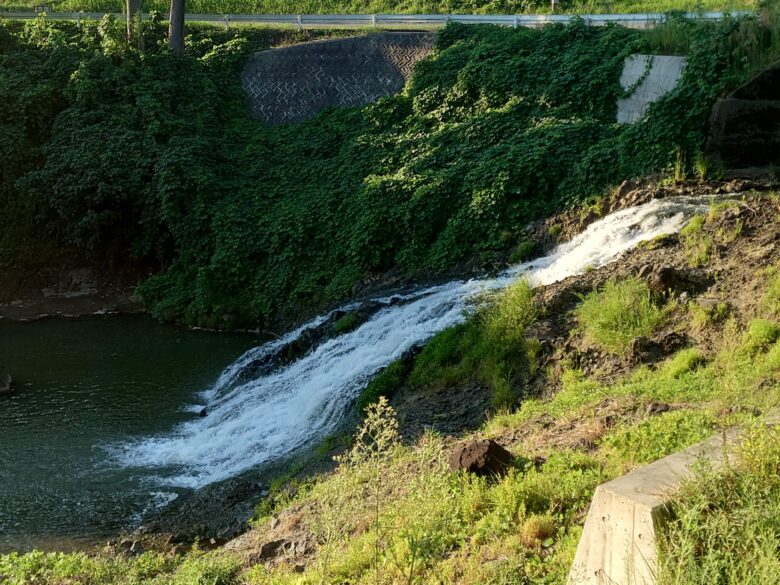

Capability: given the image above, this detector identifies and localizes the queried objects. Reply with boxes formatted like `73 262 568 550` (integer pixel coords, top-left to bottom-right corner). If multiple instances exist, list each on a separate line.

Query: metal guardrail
0 10 751 29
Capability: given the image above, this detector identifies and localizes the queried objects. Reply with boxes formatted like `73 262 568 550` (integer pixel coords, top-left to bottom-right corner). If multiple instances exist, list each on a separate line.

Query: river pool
0 316 260 552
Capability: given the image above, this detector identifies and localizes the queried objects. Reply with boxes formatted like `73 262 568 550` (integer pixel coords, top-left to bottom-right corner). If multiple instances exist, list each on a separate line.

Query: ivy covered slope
1 15 777 328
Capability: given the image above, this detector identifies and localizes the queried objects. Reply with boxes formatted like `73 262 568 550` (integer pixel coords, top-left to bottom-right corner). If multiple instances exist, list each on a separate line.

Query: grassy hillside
1 191 778 584
0 0 761 16
2 13 778 330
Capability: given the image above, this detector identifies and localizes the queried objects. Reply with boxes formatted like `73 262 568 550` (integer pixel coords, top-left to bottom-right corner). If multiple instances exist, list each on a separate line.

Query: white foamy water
116 195 715 488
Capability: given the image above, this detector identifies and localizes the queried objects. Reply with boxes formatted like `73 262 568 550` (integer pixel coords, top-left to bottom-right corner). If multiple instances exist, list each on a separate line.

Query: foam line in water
115 195 715 488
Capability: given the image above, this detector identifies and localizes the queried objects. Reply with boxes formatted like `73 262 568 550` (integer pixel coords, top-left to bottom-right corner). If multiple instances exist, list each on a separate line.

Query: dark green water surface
0 316 260 552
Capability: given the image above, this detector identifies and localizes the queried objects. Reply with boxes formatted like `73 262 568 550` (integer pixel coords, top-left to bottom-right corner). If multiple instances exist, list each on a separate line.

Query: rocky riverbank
110 175 778 560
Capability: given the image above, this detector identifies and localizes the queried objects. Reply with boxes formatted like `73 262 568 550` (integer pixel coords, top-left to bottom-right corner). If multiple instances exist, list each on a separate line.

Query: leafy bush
3 16 779 327
575 277 666 355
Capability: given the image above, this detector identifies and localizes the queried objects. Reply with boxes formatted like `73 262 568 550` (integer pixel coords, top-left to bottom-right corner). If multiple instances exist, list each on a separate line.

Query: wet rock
139 478 264 543
0 369 13 395
449 439 514 477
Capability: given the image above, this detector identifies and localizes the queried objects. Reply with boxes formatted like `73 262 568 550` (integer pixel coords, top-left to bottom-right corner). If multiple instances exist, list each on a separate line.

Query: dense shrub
2 15 778 328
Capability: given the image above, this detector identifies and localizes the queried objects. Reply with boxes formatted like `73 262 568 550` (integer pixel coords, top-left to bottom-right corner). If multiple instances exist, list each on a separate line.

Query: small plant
662 347 707 378
673 147 686 183
333 312 362 335
519 514 556 548
764 266 780 316
680 215 712 268
746 318 780 352
692 151 709 181
689 300 729 332
509 240 535 264
547 224 563 240
356 359 409 414
575 277 666 355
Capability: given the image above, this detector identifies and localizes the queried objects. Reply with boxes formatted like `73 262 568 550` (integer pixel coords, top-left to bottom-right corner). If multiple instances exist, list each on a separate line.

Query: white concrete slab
568 411 780 585
617 55 686 124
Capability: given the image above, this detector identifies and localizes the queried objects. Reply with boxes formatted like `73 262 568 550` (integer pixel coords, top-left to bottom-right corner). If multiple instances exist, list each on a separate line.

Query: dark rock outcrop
0 369 13 395
707 61 780 169
137 477 265 544
449 439 514 477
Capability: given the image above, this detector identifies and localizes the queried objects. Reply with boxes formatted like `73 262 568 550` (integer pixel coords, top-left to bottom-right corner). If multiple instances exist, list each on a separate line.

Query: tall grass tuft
575 277 666 355
658 425 780 585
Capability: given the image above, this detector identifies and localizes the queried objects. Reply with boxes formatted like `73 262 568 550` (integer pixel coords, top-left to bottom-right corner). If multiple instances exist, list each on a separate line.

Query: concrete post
568 411 780 585
297 14 302 32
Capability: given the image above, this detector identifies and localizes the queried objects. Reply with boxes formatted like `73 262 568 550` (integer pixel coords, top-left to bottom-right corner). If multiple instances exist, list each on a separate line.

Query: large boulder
449 439 514 477
637 265 692 296
0 370 13 395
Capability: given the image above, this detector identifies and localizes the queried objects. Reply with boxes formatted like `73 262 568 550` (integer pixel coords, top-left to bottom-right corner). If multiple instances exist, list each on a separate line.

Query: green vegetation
356 358 409 413
2 13 779 328
658 425 780 585
575 277 668 354
689 300 729 331
409 279 539 408
0 0 760 16
509 239 535 264
333 312 362 334
2 265 779 584
680 214 713 267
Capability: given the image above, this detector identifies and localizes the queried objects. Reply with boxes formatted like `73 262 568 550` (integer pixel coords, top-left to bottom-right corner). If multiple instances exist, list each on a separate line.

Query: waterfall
116 195 715 488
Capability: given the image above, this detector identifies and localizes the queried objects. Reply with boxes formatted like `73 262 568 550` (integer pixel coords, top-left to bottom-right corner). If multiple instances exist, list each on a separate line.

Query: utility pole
126 0 141 45
168 0 185 56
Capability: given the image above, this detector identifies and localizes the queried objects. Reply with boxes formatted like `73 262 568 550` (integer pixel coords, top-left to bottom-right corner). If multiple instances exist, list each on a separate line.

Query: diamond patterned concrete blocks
241 33 435 126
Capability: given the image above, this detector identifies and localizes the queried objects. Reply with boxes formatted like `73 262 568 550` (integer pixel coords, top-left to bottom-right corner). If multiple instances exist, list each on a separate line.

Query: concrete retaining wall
241 33 434 126
616 55 686 123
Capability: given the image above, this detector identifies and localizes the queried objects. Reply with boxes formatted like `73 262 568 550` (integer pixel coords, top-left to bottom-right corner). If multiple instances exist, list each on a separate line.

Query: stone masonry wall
241 33 435 126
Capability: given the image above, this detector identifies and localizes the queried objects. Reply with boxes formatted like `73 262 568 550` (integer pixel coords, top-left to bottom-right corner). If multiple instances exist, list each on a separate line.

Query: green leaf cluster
2 15 777 328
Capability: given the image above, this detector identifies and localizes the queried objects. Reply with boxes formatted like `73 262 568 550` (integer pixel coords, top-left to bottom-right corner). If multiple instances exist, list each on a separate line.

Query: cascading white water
116 195 717 488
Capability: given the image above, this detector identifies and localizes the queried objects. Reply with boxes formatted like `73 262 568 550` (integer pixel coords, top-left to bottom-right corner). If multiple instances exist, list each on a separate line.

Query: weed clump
658 426 780 585
410 279 539 409
575 277 666 355
680 215 713 268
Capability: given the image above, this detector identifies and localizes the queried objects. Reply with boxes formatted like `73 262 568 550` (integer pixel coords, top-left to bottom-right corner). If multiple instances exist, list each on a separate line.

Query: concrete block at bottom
567 414 780 585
